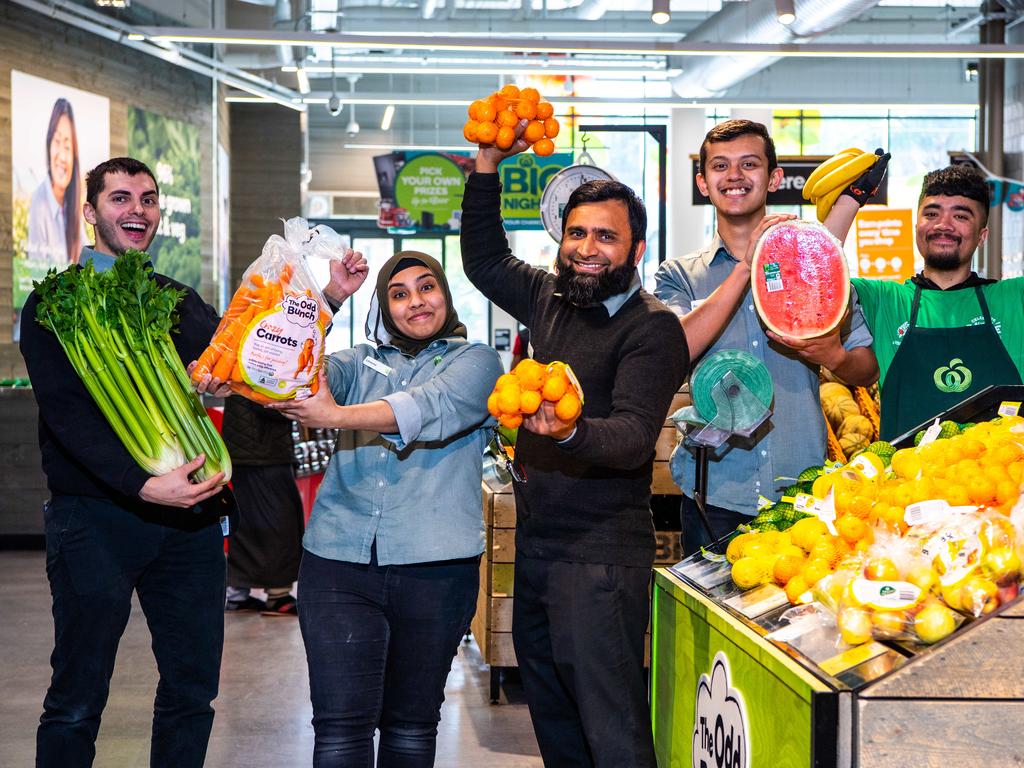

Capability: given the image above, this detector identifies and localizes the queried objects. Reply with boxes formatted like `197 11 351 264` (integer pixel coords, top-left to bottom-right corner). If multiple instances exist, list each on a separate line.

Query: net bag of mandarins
463 85 560 156
487 359 583 429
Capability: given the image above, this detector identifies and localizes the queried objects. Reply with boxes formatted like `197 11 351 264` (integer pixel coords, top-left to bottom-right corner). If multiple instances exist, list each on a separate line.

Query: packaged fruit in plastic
464 85 560 155
486 359 583 429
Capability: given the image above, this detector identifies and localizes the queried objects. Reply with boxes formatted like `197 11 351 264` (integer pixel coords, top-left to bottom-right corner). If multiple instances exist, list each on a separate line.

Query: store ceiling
27 0 1019 154
58 0 1011 103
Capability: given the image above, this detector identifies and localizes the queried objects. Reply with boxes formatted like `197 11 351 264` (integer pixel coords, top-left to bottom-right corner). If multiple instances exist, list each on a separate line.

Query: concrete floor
1 551 543 767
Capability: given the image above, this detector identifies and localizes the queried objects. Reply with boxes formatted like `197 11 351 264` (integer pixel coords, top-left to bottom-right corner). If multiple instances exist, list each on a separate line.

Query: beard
922 235 968 272
923 252 963 271
554 255 637 306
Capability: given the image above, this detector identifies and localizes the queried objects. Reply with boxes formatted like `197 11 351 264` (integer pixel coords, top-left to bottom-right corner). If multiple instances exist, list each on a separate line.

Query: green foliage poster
128 108 202 289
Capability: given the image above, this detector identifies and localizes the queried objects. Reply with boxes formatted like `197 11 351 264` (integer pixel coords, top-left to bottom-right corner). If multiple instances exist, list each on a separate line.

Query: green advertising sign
651 571 830 768
498 152 572 229
394 153 465 230
128 107 202 289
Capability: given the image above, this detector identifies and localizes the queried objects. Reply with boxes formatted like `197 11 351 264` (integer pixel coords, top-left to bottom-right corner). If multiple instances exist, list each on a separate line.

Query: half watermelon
750 220 849 340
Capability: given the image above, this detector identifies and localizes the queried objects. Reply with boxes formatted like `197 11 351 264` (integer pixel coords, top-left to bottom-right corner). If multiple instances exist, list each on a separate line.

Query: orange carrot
211 349 236 382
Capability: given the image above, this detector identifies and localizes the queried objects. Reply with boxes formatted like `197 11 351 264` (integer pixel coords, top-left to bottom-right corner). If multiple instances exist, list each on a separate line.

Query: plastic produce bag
192 217 341 403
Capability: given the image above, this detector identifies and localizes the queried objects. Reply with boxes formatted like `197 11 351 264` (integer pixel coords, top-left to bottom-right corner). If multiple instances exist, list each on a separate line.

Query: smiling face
387 265 448 340
555 199 644 305
916 194 988 272
48 114 75 199
83 171 160 256
696 133 782 220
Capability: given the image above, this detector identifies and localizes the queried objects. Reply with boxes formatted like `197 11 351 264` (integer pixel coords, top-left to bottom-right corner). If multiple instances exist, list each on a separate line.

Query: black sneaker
225 596 267 613
261 595 298 617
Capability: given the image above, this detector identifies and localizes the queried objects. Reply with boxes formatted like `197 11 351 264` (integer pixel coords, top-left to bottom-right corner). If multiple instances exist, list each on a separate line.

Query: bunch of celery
34 249 232 484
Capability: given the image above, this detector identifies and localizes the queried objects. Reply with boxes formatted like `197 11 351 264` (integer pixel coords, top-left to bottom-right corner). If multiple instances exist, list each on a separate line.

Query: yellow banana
803 149 864 200
816 183 846 222
811 151 877 201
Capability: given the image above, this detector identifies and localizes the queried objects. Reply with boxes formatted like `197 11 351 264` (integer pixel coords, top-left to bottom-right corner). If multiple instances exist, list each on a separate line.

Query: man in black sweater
462 138 689 766
20 157 234 768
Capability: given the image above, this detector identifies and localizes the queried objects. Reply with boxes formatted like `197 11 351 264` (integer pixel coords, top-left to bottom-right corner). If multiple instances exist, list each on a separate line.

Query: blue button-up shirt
79 246 115 272
303 337 504 565
654 236 873 515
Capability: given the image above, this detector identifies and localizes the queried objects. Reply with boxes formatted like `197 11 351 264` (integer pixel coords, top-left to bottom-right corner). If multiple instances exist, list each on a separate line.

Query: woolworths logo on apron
933 358 973 394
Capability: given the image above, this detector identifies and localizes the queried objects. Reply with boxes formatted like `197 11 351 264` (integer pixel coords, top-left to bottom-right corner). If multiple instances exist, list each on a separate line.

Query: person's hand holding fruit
464 85 560 174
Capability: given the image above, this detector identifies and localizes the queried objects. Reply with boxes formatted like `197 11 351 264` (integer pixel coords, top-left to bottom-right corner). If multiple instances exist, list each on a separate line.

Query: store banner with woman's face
10 70 110 340
128 108 202 290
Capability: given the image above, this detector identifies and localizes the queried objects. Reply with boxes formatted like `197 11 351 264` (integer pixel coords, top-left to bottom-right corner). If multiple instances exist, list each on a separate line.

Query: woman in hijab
272 251 503 768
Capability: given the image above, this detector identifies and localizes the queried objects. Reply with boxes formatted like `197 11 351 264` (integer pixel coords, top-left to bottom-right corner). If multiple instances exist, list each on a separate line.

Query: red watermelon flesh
750 220 849 340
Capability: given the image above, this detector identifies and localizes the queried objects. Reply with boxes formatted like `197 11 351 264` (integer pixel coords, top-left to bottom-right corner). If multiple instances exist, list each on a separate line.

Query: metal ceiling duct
670 0 881 99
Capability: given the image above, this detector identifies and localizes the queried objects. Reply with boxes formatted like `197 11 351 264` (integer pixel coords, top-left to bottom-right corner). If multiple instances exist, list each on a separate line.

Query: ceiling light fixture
651 0 670 25
381 104 395 131
295 66 310 95
775 0 796 26
140 29 1024 60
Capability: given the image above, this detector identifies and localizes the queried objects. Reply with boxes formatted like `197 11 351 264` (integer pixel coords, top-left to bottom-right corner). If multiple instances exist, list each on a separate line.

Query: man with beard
851 164 1024 439
461 135 688 766
655 120 880 555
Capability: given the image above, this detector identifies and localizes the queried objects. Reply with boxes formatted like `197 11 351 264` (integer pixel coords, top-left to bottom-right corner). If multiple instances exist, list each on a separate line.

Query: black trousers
298 549 479 768
511 554 657 768
680 495 750 557
37 494 225 768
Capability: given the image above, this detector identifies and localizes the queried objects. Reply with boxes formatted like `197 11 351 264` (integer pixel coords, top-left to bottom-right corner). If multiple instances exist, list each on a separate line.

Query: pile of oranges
463 85 560 156
487 359 582 429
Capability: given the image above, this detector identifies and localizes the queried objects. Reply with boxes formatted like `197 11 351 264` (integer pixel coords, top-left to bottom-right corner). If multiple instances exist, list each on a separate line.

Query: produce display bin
651 384 1024 767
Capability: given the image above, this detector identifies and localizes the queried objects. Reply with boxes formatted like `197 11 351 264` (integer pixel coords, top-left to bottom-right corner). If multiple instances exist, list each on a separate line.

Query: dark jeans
37 495 226 768
298 548 479 768
511 555 656 768
680 494 751 557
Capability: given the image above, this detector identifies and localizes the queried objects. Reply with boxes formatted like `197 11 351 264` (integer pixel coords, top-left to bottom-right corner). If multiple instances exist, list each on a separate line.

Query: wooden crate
853 600 1024 766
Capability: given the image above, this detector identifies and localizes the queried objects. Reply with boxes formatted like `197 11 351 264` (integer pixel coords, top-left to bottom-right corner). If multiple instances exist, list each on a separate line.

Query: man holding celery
20 157 233 768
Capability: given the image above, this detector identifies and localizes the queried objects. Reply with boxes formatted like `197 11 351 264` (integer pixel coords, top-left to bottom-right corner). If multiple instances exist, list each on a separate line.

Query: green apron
880 284 1022 441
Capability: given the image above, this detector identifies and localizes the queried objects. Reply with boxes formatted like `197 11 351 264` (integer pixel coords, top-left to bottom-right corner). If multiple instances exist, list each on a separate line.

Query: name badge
690 298 705 310
362 357 394 377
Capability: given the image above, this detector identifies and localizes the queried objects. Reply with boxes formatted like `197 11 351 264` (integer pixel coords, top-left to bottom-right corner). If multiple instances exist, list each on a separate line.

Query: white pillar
668 107 711 261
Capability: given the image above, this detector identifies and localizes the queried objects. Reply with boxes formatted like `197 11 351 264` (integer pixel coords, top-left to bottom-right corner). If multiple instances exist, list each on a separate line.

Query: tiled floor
1 551 543 767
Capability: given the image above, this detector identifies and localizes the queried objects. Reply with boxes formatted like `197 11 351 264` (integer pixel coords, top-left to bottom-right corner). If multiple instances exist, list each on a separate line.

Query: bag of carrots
191 217 342 404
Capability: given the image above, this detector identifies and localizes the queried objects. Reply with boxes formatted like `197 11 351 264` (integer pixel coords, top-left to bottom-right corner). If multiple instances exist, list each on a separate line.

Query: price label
793 493 819 514
851 578 922 611
756 495 774 512
849 454 880 479
998 401 1021 417
814 490 838 536
917 418 941 447
904 499 977 528
763 262 783 292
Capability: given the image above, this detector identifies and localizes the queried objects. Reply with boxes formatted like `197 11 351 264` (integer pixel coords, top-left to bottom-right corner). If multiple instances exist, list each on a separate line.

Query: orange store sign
855 208 915 281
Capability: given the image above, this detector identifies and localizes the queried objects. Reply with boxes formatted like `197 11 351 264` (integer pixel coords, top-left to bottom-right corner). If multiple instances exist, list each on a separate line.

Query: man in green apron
851 164 1024 441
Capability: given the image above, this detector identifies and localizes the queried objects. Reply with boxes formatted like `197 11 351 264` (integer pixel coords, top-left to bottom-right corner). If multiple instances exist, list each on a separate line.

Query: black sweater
461 172 689 566
19 267 229 528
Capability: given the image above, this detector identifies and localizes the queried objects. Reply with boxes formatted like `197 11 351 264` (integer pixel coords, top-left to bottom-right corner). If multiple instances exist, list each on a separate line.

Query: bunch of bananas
802 148 883 223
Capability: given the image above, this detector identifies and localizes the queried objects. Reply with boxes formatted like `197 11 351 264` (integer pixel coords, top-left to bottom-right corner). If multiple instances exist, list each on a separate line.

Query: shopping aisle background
1 551 543 767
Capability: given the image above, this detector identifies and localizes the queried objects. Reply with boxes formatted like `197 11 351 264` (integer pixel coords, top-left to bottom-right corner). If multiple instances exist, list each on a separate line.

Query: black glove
843 148 890 206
